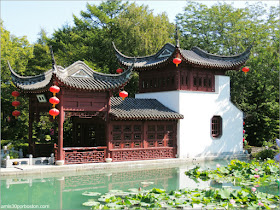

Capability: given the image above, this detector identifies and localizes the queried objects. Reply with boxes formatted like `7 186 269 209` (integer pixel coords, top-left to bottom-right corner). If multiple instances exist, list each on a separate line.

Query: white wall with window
136 75 243 158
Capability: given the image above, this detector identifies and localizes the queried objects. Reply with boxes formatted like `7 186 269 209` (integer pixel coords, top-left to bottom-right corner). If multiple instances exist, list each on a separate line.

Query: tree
1 22 33 142
176 2 279 146
49 0 174 96
25 29 52 75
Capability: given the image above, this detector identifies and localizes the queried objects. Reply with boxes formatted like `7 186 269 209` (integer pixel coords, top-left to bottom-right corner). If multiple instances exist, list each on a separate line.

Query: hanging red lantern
173 57 182 67
49 97 60 107
12 110 21 119
119 90 128 100
11 91 20 99
116 68 123 74
12 101 21 109
243 121 245 125
242 67 250 74
49 108 60 119
49 85 60 96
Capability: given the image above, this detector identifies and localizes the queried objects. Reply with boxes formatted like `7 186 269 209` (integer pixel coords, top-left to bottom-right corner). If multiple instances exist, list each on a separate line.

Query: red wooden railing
110 147 176 162
54 144 107 164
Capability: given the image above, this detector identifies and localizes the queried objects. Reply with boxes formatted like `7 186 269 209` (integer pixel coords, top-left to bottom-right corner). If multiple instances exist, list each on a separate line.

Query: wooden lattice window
134 125 141 132
208 78 212 88
134 133 141 140
113 125 121 132
211 116 222 138
193 77 197 86
203 78 207 87
167 77 170 87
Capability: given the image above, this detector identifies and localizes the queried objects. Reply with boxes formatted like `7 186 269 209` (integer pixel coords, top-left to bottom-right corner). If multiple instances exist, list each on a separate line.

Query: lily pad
128 188 139 192
141 181 154 185
82 201 100 206
109 190 123 193
82 191 101 196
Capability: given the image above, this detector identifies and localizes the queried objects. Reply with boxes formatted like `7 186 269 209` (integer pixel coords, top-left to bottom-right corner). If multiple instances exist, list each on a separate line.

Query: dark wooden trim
63 146 107 151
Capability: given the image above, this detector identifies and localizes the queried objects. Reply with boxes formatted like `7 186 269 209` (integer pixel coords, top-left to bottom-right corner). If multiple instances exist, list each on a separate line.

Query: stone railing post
50 153 55 165
29 154 33 166
6 155 12 168
19 149 23 158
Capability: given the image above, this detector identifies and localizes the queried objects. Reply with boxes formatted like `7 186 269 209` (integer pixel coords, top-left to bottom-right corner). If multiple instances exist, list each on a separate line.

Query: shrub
252 149 277 160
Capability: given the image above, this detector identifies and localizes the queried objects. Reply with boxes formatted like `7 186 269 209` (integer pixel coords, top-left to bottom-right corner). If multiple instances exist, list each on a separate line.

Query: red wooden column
28 97 34 155
106 92 112 158
143 121 148 148
56 90 64 165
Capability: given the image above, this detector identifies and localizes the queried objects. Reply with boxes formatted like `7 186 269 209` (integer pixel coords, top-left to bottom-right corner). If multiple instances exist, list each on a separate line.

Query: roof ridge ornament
49 45 58 73
175 24 180 48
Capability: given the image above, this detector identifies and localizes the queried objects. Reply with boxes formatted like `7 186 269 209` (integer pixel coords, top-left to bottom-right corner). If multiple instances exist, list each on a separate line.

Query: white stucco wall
136 75 243 158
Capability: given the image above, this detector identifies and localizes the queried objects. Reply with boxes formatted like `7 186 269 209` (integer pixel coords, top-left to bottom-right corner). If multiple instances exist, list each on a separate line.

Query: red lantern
243 130 245 134
173 57 182 67
49 85 60 96
116 68 123 74
242 67 249 74
49 97 60 107
12 91 20 99
49 108 60 119
12 110 21 119
12 101 20 109
243 121 245 125
119 90 128 100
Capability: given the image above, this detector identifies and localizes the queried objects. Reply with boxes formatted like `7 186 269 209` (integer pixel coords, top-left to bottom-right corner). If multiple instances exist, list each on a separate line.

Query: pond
1 159 279 209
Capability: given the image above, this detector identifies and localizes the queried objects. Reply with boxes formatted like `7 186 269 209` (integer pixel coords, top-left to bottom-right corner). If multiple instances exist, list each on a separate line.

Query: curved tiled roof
9 60 133 93
113 42 175 70
179 46 251 70
110 97 184 120
114 43 251 70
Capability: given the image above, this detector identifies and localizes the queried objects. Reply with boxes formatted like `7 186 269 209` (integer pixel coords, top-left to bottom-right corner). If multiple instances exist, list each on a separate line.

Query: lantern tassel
176 64 178 67
53 115 55 119
122 97 125 100
53 104 55 108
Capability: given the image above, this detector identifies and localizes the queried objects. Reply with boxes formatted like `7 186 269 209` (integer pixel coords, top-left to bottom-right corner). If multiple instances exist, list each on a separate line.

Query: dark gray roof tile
114 43 251 70
9 60 133 93
110 97 184 120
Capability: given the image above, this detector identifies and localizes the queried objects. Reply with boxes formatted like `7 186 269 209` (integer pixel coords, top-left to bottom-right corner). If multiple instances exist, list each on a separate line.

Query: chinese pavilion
113 40 251 158
8 55 183 165
9 39 250 165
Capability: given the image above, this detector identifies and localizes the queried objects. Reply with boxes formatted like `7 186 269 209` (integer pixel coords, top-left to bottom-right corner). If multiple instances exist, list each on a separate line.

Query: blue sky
1 1 279 44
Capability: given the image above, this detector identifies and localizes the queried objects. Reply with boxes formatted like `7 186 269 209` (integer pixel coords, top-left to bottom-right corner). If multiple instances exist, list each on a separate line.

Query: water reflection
2 159 277 209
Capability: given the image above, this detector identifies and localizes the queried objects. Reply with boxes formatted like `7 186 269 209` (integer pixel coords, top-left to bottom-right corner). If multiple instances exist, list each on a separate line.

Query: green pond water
1 160 279 209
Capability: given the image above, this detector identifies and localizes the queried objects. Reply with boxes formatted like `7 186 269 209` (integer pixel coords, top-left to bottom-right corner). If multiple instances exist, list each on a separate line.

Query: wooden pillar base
55 160 64 165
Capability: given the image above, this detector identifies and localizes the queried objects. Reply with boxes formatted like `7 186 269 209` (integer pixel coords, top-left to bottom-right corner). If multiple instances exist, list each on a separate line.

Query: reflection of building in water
2 167 179 209
2 161 245 209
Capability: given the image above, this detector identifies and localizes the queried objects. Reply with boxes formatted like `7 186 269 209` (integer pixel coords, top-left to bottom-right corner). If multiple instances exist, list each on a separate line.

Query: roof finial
49 45 57 72
175 24 180 48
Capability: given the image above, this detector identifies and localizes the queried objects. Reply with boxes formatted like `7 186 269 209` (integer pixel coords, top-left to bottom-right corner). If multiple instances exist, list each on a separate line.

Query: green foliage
185 159 280 188
176 2 280 146
81 160 280 208
1 22 33 143
81 186 279 209
253 149 277 161
1 140 29 157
